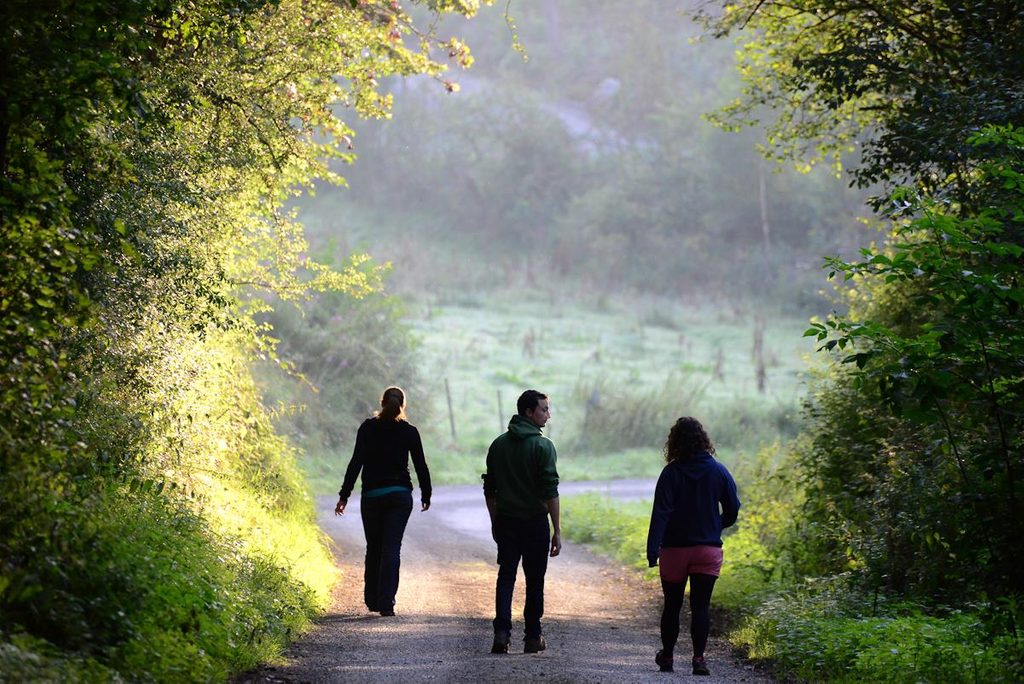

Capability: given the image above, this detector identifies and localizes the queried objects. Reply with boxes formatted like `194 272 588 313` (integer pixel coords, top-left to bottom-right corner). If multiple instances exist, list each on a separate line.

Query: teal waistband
362 485 412 499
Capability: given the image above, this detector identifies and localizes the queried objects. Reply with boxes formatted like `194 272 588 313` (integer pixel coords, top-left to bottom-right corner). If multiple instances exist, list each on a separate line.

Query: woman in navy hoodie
646 417 740 676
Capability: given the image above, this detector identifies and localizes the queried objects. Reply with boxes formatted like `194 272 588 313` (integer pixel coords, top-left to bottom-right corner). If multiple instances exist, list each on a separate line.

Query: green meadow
300 290 811 492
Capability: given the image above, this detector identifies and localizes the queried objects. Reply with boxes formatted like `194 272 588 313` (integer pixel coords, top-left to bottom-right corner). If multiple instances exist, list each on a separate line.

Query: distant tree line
308 0 870 310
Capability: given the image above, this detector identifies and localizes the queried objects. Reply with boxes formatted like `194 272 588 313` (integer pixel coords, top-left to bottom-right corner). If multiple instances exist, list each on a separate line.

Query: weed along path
239 483 771 683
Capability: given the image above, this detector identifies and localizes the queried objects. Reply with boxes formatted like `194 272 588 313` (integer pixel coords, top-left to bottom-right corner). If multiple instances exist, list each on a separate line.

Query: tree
1 0 485 674
804 126 1024 596
700 0 1024 598
699 1 1024 199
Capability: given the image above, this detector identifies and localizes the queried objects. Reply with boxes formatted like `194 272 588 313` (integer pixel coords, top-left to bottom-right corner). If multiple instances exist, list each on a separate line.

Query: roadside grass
0 331 335 681
298 290 810 493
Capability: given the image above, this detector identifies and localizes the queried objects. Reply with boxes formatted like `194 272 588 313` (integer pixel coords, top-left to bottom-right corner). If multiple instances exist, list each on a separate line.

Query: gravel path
238 483 772 683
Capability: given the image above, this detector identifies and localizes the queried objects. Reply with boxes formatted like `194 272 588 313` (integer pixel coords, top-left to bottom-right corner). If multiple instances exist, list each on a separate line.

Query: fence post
753 315 766 393
445 378 456 442
497 388 504 433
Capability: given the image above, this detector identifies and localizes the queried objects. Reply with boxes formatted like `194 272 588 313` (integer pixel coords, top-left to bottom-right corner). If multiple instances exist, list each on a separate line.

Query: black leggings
660 574 717 657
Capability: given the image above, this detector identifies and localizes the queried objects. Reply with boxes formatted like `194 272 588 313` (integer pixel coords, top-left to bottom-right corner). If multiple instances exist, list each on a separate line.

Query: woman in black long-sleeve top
334 387 431 616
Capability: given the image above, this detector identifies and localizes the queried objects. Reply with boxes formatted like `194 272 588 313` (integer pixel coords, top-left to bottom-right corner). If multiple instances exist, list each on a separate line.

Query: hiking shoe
524 636 546 653
490 631 510 654
655 649 674 672
692 656 710 676
378 608 395 617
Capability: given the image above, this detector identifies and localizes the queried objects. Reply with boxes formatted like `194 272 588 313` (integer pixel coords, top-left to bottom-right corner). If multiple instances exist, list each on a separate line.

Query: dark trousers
493 513 550 638
360 491 413 611
660 574 718 657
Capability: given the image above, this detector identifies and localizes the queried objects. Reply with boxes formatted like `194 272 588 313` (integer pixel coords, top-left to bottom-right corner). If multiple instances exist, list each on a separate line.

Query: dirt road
239 483 770 683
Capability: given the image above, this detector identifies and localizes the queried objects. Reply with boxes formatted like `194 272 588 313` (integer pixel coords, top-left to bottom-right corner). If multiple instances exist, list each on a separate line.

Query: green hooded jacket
484 414 560 519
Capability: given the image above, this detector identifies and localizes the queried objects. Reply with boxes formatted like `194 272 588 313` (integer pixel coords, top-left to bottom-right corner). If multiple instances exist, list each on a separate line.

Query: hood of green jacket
507 414 543 439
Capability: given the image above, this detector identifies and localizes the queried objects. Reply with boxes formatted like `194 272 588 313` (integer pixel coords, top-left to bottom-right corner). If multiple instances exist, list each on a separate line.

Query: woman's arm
719 466 741 529
646 468 674 566
336 420 369 508
409 425 432 509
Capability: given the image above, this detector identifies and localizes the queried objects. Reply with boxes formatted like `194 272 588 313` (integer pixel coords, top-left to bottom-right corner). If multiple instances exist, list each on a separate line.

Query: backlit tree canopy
700 1 1024 196
702 0 1024 598
0 0 483 677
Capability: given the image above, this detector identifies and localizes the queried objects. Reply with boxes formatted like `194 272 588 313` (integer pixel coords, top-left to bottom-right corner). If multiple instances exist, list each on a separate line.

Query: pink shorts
658 546 724 582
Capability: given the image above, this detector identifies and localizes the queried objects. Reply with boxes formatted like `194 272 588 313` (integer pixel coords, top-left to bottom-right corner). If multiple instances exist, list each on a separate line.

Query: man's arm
482 469 498 542
546 496 561 557
485 494 498 542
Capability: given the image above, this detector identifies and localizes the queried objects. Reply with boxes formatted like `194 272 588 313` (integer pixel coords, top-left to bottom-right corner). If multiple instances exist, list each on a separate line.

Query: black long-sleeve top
338 417 432 505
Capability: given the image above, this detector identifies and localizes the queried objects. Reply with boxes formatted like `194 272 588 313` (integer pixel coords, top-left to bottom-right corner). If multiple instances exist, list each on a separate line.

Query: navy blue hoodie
646 452 740 566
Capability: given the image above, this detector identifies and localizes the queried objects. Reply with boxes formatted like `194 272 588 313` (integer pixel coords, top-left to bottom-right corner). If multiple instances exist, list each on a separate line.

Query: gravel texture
236 484 774 683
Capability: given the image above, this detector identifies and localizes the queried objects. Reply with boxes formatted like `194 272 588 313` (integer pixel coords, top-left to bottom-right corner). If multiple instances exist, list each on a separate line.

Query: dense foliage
693 0 1024 677
1 0 480 677
700 0 1024 595
803 127 1024 597
699 0 1024 197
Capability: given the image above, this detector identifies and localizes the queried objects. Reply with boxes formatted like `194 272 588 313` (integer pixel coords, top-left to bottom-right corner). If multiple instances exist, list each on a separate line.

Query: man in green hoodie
483 389 561 655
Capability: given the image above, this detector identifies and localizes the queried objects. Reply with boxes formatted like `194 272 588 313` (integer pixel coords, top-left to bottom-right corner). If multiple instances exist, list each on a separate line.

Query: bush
258 267 424 493
0 483 319 682
569 372 706 454
735 581 1024 683
562 494 654 576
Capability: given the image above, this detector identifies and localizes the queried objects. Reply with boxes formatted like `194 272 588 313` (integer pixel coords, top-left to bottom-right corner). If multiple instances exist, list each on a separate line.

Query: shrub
570 373 706 454
736 582 1024 683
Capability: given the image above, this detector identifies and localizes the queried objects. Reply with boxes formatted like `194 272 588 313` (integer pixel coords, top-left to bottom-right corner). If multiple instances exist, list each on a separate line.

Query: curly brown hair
663 416 714 463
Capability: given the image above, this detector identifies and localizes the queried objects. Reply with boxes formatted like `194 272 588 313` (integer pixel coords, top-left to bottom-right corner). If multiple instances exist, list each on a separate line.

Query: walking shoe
655 649 674 672
490 631 510 654
524 636 546 653
378 607 395 617
692 655 710 676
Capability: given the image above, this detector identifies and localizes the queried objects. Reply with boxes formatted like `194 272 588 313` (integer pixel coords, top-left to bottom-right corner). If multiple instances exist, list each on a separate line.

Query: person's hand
421 501 430 512
549 531 562 557
648 559 658 568
335 497 347 516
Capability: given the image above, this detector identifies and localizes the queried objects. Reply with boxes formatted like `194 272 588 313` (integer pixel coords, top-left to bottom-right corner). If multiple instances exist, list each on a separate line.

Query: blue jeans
493 513 550 638
360 491 413 611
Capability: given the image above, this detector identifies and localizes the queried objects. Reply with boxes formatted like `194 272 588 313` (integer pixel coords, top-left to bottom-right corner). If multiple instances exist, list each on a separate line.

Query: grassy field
392 290 811 488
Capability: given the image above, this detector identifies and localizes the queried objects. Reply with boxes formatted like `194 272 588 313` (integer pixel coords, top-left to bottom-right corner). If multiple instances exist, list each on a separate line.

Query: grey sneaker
524 635 546 653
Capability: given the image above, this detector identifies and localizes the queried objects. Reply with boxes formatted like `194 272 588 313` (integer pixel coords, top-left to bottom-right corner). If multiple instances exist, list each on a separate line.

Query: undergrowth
0 330 336 681
560 449 1024 683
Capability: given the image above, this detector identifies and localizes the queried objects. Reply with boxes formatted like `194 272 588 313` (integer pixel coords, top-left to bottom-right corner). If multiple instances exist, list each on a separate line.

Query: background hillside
298 0 872 307
260 0 873 486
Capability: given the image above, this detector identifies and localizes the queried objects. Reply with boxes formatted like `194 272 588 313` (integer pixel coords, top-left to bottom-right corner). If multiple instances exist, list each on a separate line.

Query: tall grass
734 582 1023 683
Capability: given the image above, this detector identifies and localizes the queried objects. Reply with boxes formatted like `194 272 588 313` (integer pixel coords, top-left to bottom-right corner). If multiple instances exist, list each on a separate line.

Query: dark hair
377 386 406 422
517 389 548 416
664 416 714 463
